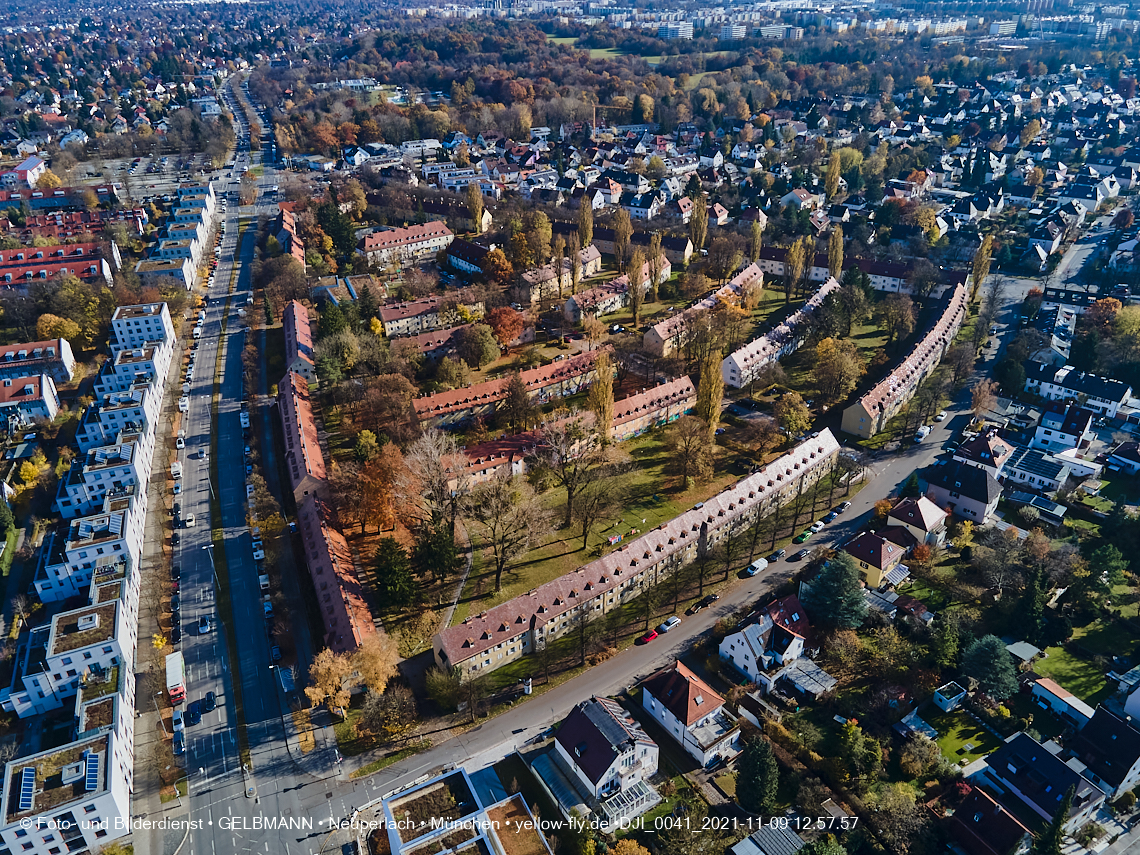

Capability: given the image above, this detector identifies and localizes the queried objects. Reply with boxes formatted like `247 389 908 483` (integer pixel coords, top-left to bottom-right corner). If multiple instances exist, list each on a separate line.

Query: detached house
946 786 1033 855
1031 403 1094 453
641 661 740 767
925 460 1002 522
887 496 949 546
842 531 908 588
553 697 659 801
1071 707 1140 800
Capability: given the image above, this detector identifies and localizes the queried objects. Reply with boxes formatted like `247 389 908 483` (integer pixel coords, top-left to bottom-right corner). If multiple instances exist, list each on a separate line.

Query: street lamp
153 692 168 736
201 544 220 589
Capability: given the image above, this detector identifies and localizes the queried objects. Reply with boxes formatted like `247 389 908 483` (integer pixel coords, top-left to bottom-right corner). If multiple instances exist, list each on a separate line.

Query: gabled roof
888 496 948 532
948 786 1032 855
986 732 1103 819
555 697 655 785
642 661 724 726
1072 707 1140 790
954 431 1015 469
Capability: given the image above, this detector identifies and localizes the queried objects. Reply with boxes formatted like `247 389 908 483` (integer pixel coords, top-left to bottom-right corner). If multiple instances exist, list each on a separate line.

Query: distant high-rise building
660 22 693 39
719 23 746 40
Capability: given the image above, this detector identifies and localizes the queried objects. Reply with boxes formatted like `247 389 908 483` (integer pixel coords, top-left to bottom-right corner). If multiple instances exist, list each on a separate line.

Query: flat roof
3 733 109 823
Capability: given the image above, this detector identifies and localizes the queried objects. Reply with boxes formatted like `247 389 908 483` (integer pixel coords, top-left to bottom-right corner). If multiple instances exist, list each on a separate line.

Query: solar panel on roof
84 752 99 792
18 767 34 811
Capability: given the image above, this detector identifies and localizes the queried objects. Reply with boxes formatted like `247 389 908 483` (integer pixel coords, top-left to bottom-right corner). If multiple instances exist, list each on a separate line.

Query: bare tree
530 414 604 528
466 470 551 592
397 429 471 532
573 472 626 550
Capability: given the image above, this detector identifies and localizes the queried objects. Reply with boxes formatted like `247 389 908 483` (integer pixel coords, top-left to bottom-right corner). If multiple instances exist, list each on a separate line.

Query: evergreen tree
1035 785 1073 855
374 538 418 608
0 499 14 536
961 635 1018 700
736 738 779 814
804 553 867 630
357 284 378 329
1016 567 1046 646
318 302 348 338
901 473 921 498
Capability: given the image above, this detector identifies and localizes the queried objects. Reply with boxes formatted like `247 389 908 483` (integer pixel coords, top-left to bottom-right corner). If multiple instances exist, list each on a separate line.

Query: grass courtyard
923 706 1001 766
1033 645 1114 705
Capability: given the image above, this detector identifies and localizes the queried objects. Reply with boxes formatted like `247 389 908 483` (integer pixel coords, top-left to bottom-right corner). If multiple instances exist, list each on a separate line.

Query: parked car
270 646 281 662
745 558 768 576
172 710 184 732
184 514 196 528
768 548 786 561
793 530 813 543
698 594 720 608
203 691 216 712
658 616 682 633
835 502 852 513
809 520 826 533
823 511 839 523
173 733 185 755
792 549 811 561
934 411 947 422
198 616 210 633
637 629 659 644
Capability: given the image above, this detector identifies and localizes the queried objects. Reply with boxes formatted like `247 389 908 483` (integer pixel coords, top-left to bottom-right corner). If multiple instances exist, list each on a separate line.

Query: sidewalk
132 333 191 855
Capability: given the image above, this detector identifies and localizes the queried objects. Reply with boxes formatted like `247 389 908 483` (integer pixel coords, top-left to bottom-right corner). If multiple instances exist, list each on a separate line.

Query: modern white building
55 428 155 520
74 383 161 452
553 697 659 800
641 661 740 767
110 303 176 353
1023 361 1132 418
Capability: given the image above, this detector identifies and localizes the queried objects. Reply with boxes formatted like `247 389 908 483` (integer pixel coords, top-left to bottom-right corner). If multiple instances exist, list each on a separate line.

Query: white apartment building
92 346 170 397
110 303 175 353
55 430 155 520
722 277 840 388
74 383 161 452
36 487 146 602
641 661 740 766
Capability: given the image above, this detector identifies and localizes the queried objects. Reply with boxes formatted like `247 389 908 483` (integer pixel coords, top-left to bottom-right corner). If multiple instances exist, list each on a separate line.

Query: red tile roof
359 221 452 253
642 661 724 726
277 372 326 493
283 300 314 375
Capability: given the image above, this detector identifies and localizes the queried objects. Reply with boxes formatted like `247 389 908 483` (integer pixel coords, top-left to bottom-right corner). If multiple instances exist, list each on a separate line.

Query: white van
178 396 190 412
745 558 769 577
192 328 202 340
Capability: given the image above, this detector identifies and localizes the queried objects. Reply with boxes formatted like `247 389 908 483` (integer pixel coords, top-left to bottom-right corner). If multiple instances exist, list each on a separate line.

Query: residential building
842 531 908 588
378 296 446 337
1109 441 1140 475
934 682 967 712
516 245 604 305
356 221 454 264
0 373 58 423
722 277 839 388
660 22 694 39
730 827 808 855
553 697 659 800
1032 403 1094 453
2 154 45 187
74 383 160 453
0 339 75 384
1023 362 1132 418
644 264 764 357
415 349 601 428
551 223 694 266
641 661 740 766
887 496 948 546
110 303 175 353
92 346 168 397
1029 677 1094 729
432 432 840 677
953 431 1016 480
611 377 695 441
974 733 1104 832
283 300 316 385
11 208 147 242
561 255 670 323
278 371 375 653
718 595 819 690
0 251 112 285
445 238 491 275
55 429 152 520
925 461 1002 521
841 284 968 438
946 786 1033 855
134 257 194 289
1002 445 1072 492
1071 707 1140 799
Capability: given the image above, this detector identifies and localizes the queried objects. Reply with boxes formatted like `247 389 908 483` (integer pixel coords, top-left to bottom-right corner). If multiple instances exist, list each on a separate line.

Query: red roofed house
356 221 454 265
3 155 45 188
414 348 601 428
282 301 316 386
946 786 1033 855
277 370 375 653
0 373 59 422
641 660 740 766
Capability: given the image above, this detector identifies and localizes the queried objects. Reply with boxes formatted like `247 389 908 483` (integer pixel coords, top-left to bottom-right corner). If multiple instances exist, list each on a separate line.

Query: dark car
768 548 786 561
792 549 811 561
171 625 181 644
203 691 216 712
171 532 180 547
699 594 721 608
685 601 705 616
172 502 181 517
835 502 852 513
186 703 201 726
171 564 180 580
170 594 180 614
824 511 839 523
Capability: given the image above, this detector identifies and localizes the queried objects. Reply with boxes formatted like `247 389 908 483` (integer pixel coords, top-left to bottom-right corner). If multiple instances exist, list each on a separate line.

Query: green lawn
923 706 1001 766
1034 645 1113 705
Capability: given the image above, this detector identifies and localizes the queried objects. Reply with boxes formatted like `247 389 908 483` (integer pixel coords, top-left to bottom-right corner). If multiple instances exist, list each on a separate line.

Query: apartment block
134 257 194 289
92 345 170 397
356 221 454 265
433 431 840 678
0 373 59 423
278 372 376 652
74 383 160 452
561 255 671 324
55 428 155 520
1023 361 1132 418
643 264 764 357
414 349 601 428
110 302 176 353
722 277 840 388
611 376 696 441
516 245 604 306
0 339 75 383
842 283 968 439
283 300 317 385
